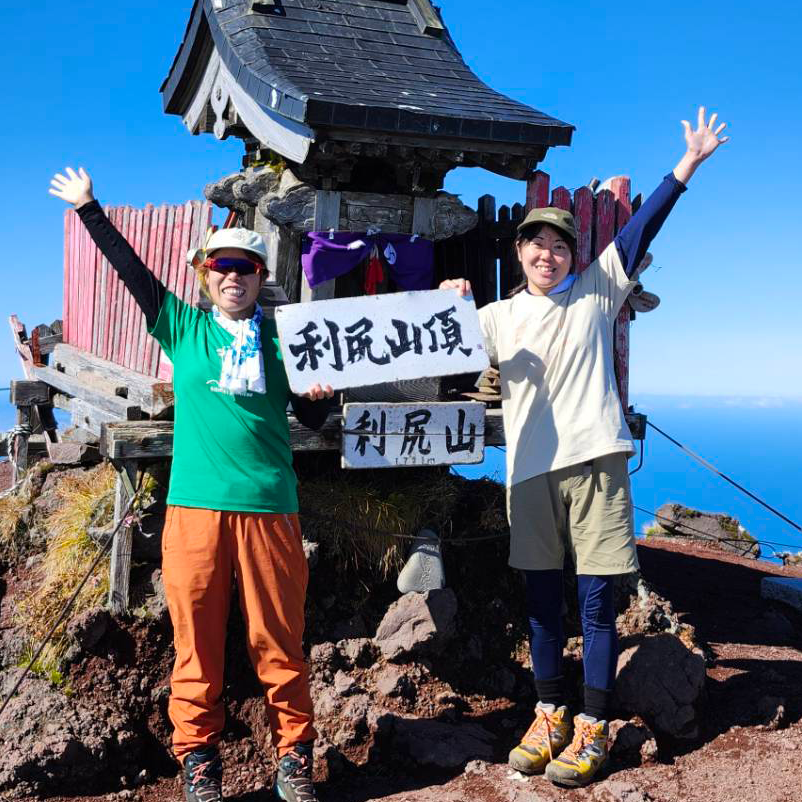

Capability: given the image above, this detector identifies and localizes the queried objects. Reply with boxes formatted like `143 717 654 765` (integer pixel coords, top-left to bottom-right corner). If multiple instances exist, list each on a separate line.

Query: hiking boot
183 746 223 802
508 702 572 775
274 742 317 802
545 714 609 787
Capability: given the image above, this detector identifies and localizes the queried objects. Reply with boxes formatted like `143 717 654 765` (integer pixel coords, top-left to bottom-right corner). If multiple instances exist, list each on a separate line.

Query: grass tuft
14 463 117 677
298 469 461 579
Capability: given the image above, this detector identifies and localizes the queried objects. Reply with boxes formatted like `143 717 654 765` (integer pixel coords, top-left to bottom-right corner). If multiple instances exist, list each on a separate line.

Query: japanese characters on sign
342 402 485 469
275 290 489 393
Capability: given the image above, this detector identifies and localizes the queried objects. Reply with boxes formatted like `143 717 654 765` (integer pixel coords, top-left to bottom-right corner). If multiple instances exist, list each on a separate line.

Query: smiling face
516 224 574 296
205 247 264 320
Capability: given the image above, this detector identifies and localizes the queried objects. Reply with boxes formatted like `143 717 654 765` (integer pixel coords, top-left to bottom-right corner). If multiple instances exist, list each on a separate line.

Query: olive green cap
517 207 577 241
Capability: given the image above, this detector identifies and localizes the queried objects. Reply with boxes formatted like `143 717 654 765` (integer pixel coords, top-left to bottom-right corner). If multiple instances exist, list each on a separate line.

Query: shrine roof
161 0 574 150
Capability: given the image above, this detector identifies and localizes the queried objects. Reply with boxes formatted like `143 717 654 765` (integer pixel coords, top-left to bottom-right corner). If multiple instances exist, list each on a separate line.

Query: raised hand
674 106 729 184
681 106 729 163
48 167 95 208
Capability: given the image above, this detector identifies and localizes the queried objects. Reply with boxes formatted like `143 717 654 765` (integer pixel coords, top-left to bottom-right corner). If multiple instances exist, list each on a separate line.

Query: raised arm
615 106 729 276
49 167 166 328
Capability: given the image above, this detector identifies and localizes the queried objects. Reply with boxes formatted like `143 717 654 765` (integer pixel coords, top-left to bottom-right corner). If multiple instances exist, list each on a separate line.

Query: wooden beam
9 380 51 406
408 0 445 37
108 460 137 615
51 342 173 416
412 197 437 239
301 190 341 302
32 364 142 420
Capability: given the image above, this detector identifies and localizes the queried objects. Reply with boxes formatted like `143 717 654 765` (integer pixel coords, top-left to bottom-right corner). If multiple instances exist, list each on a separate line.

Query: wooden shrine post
108 460 138 614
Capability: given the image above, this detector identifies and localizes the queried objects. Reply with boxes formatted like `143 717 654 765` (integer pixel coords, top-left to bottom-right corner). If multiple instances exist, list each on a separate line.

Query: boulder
654 503 759 558
0 672 139 795
614 633 706 739
374 589 457 660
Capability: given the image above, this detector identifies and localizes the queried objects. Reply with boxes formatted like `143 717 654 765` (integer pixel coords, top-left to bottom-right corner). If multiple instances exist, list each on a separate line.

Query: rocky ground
0 461 800 802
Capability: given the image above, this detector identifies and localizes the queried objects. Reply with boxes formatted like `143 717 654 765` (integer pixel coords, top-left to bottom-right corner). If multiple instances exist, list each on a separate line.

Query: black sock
535 676 564 708
583 684 613 721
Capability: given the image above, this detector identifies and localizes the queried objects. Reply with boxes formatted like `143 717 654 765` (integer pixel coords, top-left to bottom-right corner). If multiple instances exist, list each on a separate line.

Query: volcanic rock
654 503 759 558
374 589 457 660
609 717 658 766
614 633 706 739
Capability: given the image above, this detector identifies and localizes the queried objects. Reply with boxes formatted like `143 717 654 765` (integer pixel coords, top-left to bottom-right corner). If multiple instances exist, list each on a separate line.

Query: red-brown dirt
11 536 801 802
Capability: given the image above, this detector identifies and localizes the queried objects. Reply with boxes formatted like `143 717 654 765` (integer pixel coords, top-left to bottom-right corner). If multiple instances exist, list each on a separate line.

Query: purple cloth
301 231 434 290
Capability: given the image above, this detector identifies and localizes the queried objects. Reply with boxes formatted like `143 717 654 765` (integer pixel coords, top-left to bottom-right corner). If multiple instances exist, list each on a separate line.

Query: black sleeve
614 173 687 277
76 200 166 328
289 394 335 431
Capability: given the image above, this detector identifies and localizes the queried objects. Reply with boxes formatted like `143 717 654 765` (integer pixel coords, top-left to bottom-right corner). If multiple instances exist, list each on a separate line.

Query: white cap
187 227 268 268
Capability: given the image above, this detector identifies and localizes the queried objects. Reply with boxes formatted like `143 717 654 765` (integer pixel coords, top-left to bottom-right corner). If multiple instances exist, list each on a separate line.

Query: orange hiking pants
161 506 315 762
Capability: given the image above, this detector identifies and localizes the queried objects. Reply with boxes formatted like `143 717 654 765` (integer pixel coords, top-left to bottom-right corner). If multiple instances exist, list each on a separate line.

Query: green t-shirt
149 292 297 513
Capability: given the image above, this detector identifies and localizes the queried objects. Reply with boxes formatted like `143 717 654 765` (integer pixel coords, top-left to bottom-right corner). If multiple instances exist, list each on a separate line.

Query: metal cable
647 420 802 533
298 509 509 545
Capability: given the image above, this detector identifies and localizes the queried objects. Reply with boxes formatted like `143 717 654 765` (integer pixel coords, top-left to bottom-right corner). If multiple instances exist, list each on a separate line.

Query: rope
298 509 509 545
647 420 802 534
0 474 145 722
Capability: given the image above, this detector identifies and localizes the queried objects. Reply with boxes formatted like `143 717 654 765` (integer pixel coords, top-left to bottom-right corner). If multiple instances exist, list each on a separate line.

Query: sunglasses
203 257 264 276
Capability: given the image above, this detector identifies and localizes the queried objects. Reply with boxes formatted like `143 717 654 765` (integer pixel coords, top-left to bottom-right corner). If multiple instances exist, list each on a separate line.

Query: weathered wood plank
99 408 510 458
10 380 51 406
594 189 615 258
50 343 173 415
148 204 171 376
301 190 341 302
573 186 594 273
103 207 121 361
412 196 437 239
551 186 571 211
100 420 174 459
12 406 31 480
408 0 444 36
526 170 550 211
113 206 133 365
53 393 142 437
610 177 632 411
63 210 72 345
109 460 137 614
32 364 142 419
476 194 497 308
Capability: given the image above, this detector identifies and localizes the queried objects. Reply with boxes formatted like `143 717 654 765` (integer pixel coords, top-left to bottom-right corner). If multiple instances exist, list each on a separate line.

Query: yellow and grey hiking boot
508 702 572 775
545 713 609 787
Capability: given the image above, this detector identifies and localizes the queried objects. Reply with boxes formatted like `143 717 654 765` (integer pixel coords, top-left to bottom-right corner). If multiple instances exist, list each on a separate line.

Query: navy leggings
524 569 618 691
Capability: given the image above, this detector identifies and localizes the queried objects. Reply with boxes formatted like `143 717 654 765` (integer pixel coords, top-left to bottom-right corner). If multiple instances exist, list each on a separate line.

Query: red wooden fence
63 201 213 380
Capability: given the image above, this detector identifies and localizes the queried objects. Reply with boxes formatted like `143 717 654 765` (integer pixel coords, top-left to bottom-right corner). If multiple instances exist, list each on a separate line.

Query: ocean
2 394 800 561
456 394 802 562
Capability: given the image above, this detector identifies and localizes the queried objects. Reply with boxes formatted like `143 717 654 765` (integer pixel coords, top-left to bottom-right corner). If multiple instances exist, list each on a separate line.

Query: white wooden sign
341 402 485 469
275 290 489 393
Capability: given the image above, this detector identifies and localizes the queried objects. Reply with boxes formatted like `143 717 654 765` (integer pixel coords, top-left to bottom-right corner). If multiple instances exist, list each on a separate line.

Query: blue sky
3 0 801 399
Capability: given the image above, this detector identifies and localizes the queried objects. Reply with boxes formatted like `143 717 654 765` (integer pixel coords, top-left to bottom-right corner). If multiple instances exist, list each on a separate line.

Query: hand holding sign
275 290 489 394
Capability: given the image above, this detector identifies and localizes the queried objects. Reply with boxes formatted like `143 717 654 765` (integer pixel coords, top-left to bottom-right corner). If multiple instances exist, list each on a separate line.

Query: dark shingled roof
162 0 574 149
